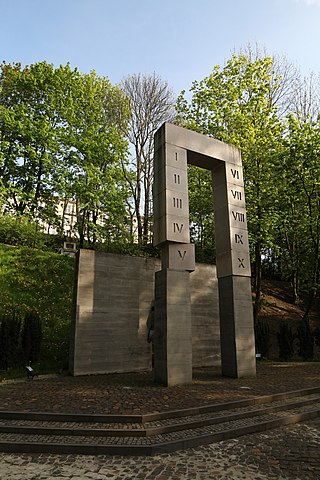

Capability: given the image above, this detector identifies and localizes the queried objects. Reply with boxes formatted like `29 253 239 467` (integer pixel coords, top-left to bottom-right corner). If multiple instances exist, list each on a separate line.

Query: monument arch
153 123 256 385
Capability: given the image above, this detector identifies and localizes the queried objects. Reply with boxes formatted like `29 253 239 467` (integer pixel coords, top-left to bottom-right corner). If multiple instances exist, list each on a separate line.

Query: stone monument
153 123 256 386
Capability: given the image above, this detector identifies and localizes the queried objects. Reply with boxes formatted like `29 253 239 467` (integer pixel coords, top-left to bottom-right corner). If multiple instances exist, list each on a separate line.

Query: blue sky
1 0 320 96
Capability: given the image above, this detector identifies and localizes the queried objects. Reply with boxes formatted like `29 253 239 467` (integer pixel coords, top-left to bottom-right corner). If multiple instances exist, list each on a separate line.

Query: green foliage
0 61 132 246
21 311 42 364
279 116 320 307
94 240 159 258
0 214 45 248
176 52 320 316
0 244 74 367
0 312 21 370
188 166 215 254
254 319 270 358
176 54 285 321
297 318 314 361
0 310 43 369
277 322 295 361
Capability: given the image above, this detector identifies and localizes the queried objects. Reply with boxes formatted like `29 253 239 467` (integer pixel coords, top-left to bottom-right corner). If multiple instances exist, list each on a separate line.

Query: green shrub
0 244 74 370
0 214 45 248
0 312 22 370
255 319 270 358
277 321 295 361
297 318 314 361
21 311 43 364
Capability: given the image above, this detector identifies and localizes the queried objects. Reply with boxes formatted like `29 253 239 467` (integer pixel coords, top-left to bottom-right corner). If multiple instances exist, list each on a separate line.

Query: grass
0 244 75 369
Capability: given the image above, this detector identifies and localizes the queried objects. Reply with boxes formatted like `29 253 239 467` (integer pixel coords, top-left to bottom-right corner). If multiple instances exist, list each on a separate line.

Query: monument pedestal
218 276 256 377
154 269 192 386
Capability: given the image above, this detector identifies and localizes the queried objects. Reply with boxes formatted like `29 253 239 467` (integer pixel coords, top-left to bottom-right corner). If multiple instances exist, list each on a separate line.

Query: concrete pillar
154 269 192 385
153 123 256 383
212 162 256 377
153 132 194 386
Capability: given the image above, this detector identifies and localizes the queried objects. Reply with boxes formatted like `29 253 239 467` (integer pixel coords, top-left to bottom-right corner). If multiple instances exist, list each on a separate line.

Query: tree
188 165 215 262
0 62 61 223
290 72 320 122
237 43 298 117
0 62 132 247
121 73 175 244
176 54 285 322
280 115 320 314
57 69 131 247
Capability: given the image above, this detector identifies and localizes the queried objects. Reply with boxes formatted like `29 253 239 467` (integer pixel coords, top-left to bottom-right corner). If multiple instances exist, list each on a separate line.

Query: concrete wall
69 249 220 376
191 263 220 367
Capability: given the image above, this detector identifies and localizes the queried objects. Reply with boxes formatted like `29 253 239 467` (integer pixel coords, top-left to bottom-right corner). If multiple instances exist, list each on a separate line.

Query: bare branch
120 73 176 243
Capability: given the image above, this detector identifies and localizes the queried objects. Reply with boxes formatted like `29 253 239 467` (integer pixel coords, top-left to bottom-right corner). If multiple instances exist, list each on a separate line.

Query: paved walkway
0 419 319 479
0 363 320 479
1 363 320 414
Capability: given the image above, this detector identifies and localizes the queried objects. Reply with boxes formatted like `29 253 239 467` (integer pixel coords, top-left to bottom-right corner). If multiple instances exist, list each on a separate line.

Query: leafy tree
280 115 320 313
0 213 45 248
176 55 285 322
0 62 132 247
188 165 215 262
57 69 131 247
0 62 61 223
121 73 175 244
237 44 298 117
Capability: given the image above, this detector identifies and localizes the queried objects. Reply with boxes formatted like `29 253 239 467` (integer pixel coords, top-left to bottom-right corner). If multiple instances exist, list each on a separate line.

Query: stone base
218 275 256 378
154 269 193 386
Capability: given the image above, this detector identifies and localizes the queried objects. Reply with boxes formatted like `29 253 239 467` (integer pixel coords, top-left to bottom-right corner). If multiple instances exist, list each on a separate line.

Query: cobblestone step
0 394 319 436
0 388 319 455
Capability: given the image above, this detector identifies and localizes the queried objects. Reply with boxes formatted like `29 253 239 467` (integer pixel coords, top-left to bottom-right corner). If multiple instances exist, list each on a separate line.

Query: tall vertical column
213 161 256 377
153 126 195 386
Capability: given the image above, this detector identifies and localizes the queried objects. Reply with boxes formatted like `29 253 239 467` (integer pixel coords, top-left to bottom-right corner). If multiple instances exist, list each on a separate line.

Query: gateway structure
153 123 256 386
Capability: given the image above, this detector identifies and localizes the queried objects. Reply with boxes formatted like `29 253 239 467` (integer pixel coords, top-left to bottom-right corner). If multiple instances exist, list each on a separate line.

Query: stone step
0 388 319 456
1 386 319 423
0 394 319 437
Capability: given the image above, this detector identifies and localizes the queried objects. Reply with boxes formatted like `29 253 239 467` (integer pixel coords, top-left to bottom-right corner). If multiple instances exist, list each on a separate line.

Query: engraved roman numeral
175 152 178 161
235 233 244 245
178 250 187 261
238 258 245 268
231 190 242 200
232 211 245 222
230 168 240 180
173 197 182 208
173 223 183 233
173 173 180 185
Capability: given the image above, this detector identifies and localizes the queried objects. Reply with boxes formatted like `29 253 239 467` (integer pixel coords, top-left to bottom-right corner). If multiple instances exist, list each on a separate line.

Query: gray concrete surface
70 251 221 377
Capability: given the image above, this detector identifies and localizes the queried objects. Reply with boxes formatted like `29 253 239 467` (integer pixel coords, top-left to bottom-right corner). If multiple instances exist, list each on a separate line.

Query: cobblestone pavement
0 419 319 479
1 363 320 415
1 363 320 478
